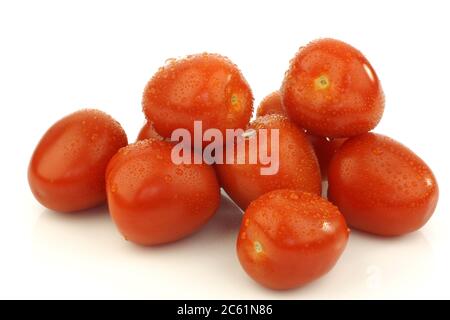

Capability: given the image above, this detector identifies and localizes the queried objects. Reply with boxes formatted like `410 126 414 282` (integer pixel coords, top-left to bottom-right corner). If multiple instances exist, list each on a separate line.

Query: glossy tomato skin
136 121 163 142
328 133 439 236
256 91 287 117
143 53 253 140
28 109 128 213
216 114 321 211
282 38 384 138
106 139 220 245
237 189 349 290
28 109 128 212
307 134 346 180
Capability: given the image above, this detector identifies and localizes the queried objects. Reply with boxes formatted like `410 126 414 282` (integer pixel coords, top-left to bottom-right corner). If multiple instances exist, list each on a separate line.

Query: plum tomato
106 139 220 245
216 114 321 211
136 120 163 142
256 91 287 117
282 38 384 138
28 109 128 212
143 53 253 140
237 189 349 290
307 134 346 180
328 133 439 236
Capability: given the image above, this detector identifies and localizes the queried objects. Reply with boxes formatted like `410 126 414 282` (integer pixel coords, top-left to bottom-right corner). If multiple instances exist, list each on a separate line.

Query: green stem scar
254 241 263 253
231 94 239 106
314 75 330 90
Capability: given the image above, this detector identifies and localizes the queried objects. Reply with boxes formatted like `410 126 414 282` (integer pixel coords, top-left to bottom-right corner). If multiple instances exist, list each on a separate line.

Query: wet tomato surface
237 189 349 290
216 114 321 210
256 91 287 118
328 133 439 236
143 53 253 140
282 38 384 138
106 139 220 245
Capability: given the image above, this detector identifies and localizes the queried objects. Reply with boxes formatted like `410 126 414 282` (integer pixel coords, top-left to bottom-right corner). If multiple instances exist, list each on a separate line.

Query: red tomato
106 139 220 245
136 121 163 142
307 134 346 180
282 38 384 138
237 189 349 290
328 133 439 236
143 53 253 140
256 91 287 117
216 114 321 210
28 109 128 212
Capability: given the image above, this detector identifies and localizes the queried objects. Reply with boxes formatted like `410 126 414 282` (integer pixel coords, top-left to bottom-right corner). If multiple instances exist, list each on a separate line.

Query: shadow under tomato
31 190 246 298
32 204 116 261
194 191 243 239
41 203 110 218
32 190 243 256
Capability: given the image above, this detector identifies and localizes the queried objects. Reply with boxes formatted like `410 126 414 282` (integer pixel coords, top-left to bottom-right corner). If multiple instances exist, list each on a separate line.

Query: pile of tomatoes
28 39 439 290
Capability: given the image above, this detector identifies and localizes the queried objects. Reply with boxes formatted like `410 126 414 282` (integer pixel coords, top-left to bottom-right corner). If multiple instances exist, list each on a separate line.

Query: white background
0 0 449 299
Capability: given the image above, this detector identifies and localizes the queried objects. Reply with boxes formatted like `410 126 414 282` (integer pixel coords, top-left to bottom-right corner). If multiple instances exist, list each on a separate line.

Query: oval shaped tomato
282 38 384 138
216 114 321 210
237 189 349 290
106 139 220 245
28 109 128 212
328 133 439 236
143 53 253 140
256 91 287 117
136 121 163 142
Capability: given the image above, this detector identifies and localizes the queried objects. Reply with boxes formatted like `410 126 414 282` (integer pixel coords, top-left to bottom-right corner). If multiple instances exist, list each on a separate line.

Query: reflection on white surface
366 265 382 290
32 192 245 299
31 191 434 299
339 230 433 298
